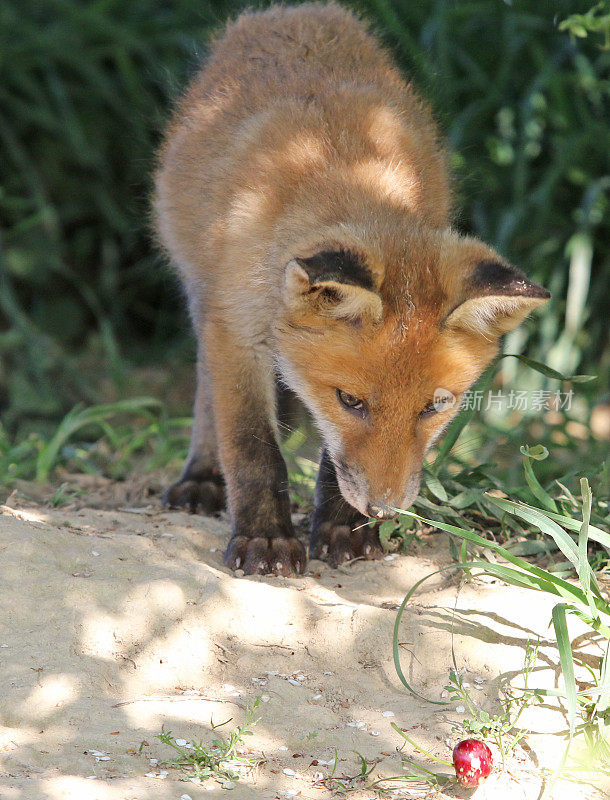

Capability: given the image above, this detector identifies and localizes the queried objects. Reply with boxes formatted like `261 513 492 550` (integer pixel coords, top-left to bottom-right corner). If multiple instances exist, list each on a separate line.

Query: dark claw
310 521 384 567
163 477 225 515
225 534 306 576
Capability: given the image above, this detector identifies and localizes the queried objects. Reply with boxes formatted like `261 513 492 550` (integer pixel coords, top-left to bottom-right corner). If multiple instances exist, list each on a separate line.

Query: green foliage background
1 0 609 435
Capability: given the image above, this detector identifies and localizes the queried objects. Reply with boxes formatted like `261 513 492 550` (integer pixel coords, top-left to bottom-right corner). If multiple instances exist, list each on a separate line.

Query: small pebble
210 547 217 553
323 671 333 676
355 721 366 729
384 555 396 561
279 745 288 751
181 795 194 800
261 694 270 702
175 739 188 747
456 705 466 713
370 730 380 737
149 758 158 765
312 694 323 701
381 711 395 717
234 569 245 577
282 767 296 776
91 551 100 557
288 679 301 686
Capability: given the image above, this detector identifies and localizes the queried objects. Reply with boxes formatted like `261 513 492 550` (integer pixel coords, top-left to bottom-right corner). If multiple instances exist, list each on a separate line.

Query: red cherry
452 738 493 787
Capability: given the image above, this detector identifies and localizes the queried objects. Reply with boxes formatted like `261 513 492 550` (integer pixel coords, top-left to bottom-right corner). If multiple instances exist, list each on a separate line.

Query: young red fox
154 2 549 575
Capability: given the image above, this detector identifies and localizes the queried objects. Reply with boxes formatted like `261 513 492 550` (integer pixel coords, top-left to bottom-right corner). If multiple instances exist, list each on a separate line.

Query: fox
153 2 550 576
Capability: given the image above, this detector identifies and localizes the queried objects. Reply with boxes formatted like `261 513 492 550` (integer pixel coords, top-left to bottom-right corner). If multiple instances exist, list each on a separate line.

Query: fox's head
275 222 550 518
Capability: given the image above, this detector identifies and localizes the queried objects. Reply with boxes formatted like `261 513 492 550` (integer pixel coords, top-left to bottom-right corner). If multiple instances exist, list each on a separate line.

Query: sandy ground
0 476 608 800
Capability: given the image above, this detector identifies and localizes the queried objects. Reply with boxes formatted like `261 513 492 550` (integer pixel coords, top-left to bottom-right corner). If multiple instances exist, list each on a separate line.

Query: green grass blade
594 643 610 718
524 506 610 553
391 723 452 766
552 603 578 739
36 398 161 482
520 444 558 512
484 495 582 574
578 478 598 618
396 505 610 620
393 565 454 705
502 354 596 383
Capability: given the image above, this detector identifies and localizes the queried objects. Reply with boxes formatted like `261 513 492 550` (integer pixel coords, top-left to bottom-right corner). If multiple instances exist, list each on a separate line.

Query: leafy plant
0 397 192 489
560 4 610 48
319 749 378 793
154 696 264 785
443 641 542 766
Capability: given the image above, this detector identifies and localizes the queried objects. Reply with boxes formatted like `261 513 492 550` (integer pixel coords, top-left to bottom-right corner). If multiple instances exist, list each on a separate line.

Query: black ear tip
472 260 550 300
295 248 375 291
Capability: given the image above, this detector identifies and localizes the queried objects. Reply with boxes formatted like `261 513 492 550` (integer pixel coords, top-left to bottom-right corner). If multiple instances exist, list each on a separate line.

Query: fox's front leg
164 337 225 514
310 450 383 567
208 320 306 577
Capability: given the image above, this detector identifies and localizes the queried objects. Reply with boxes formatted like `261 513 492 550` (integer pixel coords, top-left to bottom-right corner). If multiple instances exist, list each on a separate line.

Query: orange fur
154 3 549 573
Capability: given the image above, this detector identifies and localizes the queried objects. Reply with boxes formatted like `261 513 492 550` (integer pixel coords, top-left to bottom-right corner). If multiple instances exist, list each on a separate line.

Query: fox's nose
367 502 397 520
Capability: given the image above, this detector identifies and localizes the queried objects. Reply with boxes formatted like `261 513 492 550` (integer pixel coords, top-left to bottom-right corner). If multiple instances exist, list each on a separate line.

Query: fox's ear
445 260 550 338
284 249 382 322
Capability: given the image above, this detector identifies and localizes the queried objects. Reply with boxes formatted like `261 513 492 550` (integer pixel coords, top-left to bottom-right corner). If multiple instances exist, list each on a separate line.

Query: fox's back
174 3 407 129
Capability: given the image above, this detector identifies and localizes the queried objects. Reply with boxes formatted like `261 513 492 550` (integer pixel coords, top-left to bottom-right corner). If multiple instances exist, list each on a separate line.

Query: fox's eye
337 389 368 417
418 401 438 419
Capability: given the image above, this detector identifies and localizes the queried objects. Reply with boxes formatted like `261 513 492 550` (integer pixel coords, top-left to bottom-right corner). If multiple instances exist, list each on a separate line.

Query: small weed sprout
154 696 264 784
317 746 455 794
445 641 542 765
318 750 379 793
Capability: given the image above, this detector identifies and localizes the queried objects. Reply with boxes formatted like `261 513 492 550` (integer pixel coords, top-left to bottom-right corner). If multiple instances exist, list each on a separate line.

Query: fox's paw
310 522 384 567
225 535 306 577
163 474 225 515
